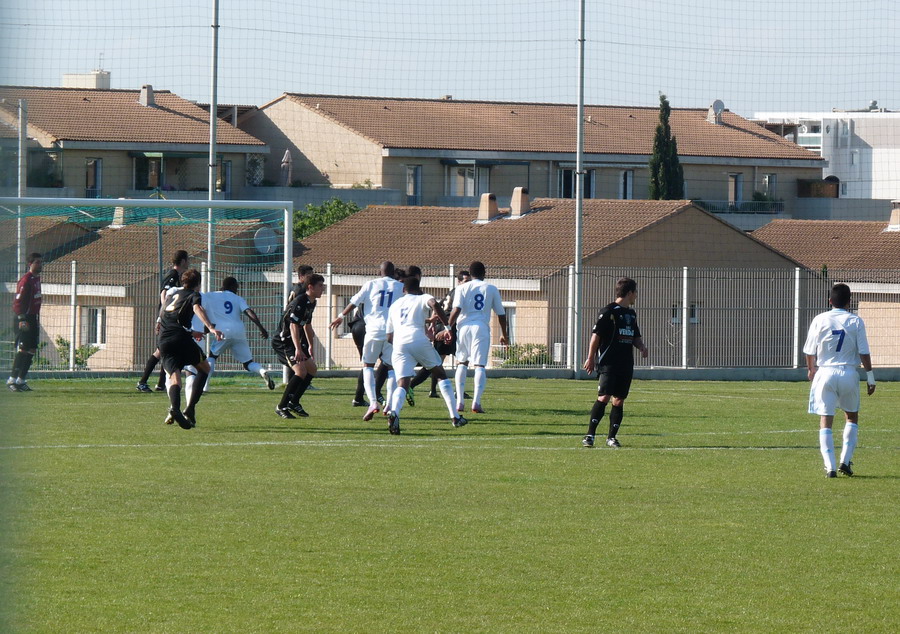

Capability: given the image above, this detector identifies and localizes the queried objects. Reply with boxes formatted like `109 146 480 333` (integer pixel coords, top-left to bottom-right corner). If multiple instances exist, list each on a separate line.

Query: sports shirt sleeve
349 281 370 308
489 285 505 316
802 315 823 356
855 317 870 356
592 306 615 341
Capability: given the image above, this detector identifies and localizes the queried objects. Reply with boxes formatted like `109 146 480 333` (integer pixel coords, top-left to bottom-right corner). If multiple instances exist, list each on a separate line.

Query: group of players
8 250 877 476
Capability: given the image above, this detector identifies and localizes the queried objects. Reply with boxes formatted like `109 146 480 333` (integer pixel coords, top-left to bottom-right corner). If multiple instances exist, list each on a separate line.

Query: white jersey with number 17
803 308 870 367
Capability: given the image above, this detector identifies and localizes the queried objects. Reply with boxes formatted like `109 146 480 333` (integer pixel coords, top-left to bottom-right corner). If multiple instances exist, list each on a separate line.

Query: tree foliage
293 197 361 239
648 94 685 200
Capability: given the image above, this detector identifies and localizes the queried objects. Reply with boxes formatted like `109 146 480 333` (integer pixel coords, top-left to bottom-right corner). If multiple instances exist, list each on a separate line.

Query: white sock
819 428 836 471
204 358 215 392
473 366 487 405
390 387 406 418
438 379 457 419
15 377 25 385
185 372 196 404
385 370 396 411
455 365 468 408
363 366 377 404
840 423 859 466
7 377 15 384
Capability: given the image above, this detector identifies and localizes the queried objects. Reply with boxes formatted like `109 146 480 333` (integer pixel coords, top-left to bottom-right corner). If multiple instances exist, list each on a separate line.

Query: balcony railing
694 200 785 214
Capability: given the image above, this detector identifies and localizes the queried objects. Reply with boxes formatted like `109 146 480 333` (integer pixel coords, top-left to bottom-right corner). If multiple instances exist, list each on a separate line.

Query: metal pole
573 0 586 377
682 266 689 368
69 260 77 371
567 264 575 369
325 262 333 371
206 0 220 294
282 205 293 385
17 99 27 278
793 267 801 368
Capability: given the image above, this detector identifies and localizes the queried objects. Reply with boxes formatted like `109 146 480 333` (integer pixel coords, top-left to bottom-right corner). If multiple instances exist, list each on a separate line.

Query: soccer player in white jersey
448 260 509 414
384 276 468 435
200 277 274 392
803 283 876 478
330 261 404 421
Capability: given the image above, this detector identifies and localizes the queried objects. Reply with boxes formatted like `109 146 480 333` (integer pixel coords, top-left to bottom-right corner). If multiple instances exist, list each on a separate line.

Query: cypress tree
648 94 685 200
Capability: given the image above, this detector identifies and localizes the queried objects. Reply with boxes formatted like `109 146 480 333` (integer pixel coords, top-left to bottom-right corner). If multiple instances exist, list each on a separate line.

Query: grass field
1 377 898 632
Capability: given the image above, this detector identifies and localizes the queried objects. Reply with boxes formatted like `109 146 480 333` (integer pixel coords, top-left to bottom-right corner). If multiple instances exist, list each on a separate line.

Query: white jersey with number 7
803 308 870 367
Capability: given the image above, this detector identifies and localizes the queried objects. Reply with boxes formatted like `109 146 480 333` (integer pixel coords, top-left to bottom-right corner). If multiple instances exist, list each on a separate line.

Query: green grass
1 378 898 632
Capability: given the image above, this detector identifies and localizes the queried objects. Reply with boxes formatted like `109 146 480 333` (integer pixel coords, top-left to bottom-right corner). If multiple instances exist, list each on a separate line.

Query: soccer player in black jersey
581 277 648 448
137 250 190 393
158 268 222 429
272 274 325 418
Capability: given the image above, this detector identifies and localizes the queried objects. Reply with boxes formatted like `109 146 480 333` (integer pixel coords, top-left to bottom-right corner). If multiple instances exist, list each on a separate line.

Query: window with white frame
82 307 107 346
501 301 516 344
762 173 777 198
670 303 699 325
406 165 422 205
559 168 595 198
619 169 634 199
447 165 489 197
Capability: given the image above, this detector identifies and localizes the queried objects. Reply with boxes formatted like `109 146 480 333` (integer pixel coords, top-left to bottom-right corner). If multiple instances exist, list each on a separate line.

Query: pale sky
1 0 898 118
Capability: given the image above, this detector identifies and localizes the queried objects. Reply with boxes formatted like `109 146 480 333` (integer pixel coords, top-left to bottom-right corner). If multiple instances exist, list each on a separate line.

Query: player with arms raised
804 283 875 477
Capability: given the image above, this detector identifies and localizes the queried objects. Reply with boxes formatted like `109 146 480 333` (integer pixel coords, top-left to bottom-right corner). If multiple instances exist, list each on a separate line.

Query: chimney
886 200 900 232
139 84 155 107
510 187 530 218
476 193 500 223
707 99 724 125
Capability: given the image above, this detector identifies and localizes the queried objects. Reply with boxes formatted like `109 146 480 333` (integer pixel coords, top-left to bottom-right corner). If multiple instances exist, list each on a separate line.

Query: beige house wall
241 100 384 188
858 300 900 366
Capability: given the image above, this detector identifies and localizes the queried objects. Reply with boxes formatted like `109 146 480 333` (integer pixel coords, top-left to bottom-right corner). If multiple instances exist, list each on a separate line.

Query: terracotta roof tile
282 94 820 161
753 219 900 270
0 86 265 147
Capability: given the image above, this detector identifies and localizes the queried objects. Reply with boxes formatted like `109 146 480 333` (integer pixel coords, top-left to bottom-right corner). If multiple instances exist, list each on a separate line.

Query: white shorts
456 322 490 366
209 335 253 364
392 340 443 378
361 335 393 366
808 366 860 416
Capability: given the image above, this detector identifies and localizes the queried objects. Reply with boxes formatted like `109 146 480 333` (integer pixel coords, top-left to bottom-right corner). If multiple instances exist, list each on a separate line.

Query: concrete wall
791 197 893 221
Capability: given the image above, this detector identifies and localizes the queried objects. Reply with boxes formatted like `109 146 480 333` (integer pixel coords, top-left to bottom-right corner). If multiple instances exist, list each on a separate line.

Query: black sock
295 375 313 401
375 364 388 397
587 400 607 436
354 370 366 402
186 372 207 412
19 352 33 380
430 375 438 395
139 355 159 384
11 351 28 379
168 384 182 411
608 405 623 439
156 367 167 389
279 375 303 409
409 366 430 389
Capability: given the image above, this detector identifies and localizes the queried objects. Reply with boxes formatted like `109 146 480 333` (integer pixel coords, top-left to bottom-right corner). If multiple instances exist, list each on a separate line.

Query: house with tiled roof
752 207 900 364
296 194 801 368
239 94 824 227
0 85 268 200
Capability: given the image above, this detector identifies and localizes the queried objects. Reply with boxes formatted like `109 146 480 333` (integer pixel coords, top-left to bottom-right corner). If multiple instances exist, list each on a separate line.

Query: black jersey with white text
159 288 202 339
161 268 181 294
274 293 317 347
592 302 641 369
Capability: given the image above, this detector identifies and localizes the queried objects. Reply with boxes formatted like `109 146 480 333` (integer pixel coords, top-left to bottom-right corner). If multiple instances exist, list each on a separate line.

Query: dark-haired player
272 274 325 418
803 283 875 477
158 268 222 429
137 250 190 392
7 252 43 392
581 277 648 448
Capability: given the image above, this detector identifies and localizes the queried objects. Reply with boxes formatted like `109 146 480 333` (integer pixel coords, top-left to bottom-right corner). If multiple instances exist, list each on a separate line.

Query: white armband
866 370 875 385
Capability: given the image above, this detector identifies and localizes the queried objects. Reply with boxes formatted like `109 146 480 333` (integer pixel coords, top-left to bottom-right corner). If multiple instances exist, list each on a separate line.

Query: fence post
325 262 333 371
682 266 689 369
69 260 77 371
793 267 801 368
282 205 293 385
567 265 575 371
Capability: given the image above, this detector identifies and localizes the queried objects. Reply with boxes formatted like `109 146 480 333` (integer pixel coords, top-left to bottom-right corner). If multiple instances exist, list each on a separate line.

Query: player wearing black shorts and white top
803 283 875 477
272 274 325 419
581 277 648 448
137 250 190 393
384 276 467 435
158 268 222 429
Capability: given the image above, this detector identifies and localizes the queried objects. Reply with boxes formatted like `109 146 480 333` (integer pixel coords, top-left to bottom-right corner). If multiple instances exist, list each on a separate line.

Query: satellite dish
799 124 808 134
253 227 278 255
712 99 725 115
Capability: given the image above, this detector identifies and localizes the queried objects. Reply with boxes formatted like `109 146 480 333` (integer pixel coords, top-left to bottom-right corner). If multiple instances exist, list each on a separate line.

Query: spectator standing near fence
803 283 875 478
581 277 648 449
7 252 43 392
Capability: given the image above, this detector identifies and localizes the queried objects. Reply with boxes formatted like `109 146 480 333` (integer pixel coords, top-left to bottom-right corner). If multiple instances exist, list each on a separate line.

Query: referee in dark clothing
7 252 43 392
581 277 648 448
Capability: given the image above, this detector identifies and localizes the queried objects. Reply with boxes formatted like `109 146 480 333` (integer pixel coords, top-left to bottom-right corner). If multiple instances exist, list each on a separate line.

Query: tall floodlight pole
17 99 27 278
573 0 586 375
206 0 220 293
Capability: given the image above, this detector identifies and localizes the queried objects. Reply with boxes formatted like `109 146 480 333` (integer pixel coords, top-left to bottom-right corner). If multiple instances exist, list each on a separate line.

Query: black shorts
15 316 40 351
597 366 634 399
158 332 204 375
273 338 309 367
433 325 456 357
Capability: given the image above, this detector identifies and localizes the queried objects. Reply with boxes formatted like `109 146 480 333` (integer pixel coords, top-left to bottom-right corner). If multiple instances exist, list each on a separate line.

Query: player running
803 283 875 477
581 277 648 448
384 276 467 435
330 261 404 421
